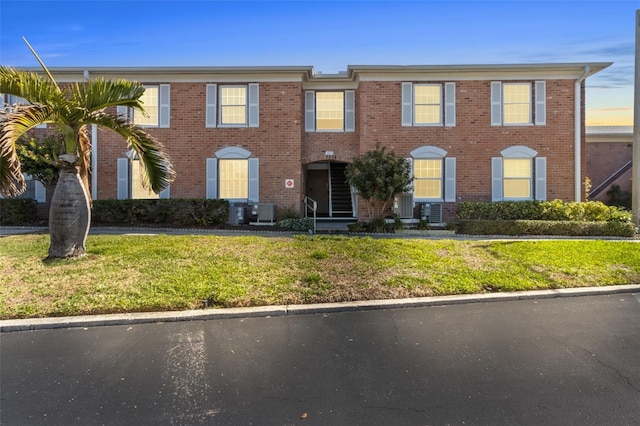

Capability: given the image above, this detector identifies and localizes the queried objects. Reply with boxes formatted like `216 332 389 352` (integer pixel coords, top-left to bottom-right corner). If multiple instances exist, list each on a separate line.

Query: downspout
83 70 98 201
575 66 590 201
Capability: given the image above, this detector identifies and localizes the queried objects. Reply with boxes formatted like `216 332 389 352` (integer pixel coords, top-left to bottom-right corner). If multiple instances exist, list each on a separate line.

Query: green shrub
92 199 228 227
458 200 632 223
456 219 637 237
277 218 313 232
0 198 38 225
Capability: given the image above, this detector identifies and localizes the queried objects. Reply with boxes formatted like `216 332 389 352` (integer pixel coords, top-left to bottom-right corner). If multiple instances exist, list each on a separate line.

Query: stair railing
304 196 317 234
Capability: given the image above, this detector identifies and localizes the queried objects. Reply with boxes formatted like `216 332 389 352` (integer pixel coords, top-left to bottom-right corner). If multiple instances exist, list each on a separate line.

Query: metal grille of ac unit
428 203 443 223
256 203 276 223
396 193 414 219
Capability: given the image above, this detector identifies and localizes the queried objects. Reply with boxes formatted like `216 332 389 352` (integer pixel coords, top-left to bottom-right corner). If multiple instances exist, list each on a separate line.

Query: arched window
205 147 259 202
492 146 546 201
410 146 456 202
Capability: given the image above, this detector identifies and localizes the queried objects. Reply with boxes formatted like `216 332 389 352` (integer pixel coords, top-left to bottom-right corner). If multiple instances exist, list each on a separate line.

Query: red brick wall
94 77 584 222
96 81 305 213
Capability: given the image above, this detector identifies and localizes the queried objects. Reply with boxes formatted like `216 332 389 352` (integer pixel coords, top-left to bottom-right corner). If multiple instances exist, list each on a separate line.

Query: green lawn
2 234 640 319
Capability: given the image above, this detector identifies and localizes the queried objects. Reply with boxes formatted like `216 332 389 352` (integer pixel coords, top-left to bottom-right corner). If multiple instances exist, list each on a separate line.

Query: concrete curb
2 284 639 333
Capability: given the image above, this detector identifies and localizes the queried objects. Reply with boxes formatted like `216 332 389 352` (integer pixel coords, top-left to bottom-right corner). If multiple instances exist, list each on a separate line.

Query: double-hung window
206 83 259 128
491 81 546 126
409 146 456 203
492 146 546 201
414 159 443 199
117 84 171 128
304 90 355 132
402 82 456 127
206 147 259 202
218 159 248 199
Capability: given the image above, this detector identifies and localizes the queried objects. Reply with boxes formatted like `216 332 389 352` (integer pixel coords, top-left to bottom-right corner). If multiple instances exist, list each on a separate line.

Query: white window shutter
444 157 456 202
444 82 456 127
159 186 170 199
401 82 413 126
206 158 218 199
117 158 129 199
491 81 502 126
34 180 46 203
535 81 546 125
535 157 547 201
205 84 217 128
305 91 315 132
248 158 259 202
491 157 503 201
344 90 355 132
159 84 170 128
248 83 259 127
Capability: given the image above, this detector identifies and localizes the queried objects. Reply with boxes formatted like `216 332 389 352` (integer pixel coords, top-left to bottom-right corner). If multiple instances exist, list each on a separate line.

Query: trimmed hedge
91 199 229 227
456 219 638 237
457 200 632 223
0 198 38 225
456 200 637 237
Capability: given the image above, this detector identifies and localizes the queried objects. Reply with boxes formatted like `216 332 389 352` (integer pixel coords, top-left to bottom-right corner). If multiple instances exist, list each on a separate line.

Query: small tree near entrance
346 146 412 220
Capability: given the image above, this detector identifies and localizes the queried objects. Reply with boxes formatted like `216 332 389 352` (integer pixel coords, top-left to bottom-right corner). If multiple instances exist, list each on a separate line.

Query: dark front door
306 169 330 216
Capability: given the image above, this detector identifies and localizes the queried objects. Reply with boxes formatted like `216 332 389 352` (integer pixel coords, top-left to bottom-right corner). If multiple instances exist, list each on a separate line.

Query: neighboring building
3 62 610 223
585 125 633 203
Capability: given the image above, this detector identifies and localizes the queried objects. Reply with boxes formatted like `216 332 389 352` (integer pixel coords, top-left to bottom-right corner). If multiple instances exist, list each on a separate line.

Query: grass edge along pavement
2 232 640 323
3 284 640 332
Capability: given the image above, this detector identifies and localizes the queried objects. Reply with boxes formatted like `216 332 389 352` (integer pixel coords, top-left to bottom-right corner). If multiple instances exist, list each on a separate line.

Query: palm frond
89 112 174 193
0 103 56 195
0 66 62 107
71 78 147 113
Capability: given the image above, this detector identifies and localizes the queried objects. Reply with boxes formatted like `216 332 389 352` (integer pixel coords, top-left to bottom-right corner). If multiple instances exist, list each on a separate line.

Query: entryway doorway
305 161 354 218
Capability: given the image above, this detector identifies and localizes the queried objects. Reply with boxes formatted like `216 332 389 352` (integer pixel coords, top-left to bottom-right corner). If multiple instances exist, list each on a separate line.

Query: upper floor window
134 86 159 126
220 86 248 125
492 146 546 201
116 84 171 128
491 81 546 126
402 82 455 127
206 83 259 128
305 90 355 132
1 94 47 128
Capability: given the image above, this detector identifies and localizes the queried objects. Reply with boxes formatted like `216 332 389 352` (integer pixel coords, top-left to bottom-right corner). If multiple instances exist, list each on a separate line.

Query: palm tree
0 63 174 259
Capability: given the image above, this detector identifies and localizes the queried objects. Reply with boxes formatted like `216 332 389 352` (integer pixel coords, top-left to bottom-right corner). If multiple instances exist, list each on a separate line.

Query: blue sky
0 0 637 125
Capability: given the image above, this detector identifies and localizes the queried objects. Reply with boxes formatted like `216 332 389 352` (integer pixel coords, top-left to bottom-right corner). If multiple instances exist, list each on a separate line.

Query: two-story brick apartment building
4 62 610 223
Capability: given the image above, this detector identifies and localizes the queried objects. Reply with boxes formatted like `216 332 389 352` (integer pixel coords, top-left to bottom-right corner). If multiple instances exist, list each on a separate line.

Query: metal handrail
304 196 317 234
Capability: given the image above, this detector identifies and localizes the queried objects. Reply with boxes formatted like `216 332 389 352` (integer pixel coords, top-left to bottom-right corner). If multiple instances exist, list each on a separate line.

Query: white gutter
575 66 590 201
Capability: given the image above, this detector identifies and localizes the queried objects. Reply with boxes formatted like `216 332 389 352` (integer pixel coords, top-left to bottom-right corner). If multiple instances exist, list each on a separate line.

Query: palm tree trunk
47 163 91 259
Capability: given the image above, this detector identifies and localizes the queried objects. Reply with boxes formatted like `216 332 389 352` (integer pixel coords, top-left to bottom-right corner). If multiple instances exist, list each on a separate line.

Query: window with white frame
219 159 248 199
130 157 159 199
305 90 355 132
134 86 159 126
205 84 259 128
402 82 456 127
116 84 170 128
409 146 456 202
205 147 259 202
414 159 443 199
492 146 546 201
491 81 546 126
